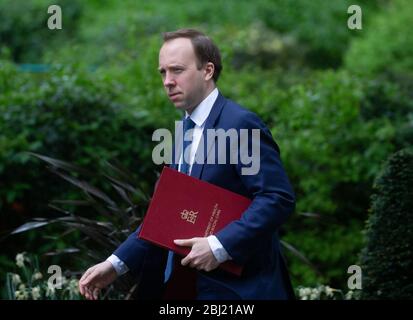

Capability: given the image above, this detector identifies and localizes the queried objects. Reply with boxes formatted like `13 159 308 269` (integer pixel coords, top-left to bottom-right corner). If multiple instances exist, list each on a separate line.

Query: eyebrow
158 64 186 72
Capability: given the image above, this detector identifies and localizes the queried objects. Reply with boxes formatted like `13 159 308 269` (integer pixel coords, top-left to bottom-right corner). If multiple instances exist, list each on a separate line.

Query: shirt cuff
207 235 232 263
106 254 129 276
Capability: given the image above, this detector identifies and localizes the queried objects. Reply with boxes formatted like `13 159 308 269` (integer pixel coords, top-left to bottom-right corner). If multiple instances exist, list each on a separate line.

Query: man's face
158 38 209 112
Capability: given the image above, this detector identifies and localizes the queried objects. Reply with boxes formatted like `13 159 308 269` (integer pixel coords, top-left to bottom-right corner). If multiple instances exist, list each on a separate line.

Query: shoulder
220 96 267 130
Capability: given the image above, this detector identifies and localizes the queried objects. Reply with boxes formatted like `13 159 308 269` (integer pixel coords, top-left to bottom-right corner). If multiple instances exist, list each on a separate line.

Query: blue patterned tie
164 116 196 282
180 117 196 175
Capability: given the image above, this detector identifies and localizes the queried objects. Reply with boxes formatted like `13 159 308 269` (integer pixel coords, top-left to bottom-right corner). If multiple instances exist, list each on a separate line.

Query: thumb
174 238 196 247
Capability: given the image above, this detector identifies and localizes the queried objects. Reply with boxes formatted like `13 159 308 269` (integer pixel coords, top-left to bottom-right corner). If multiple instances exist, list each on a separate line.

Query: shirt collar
185 88 219 127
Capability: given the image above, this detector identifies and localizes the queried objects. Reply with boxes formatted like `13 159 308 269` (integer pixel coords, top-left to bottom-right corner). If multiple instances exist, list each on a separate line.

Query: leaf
51 199 91 206
298 212 321 219
103 160 136 185
28 152 91 176
281 240 323 277
44 248 80 256
10 220 56 235
49 167 118 208
104 174 137 194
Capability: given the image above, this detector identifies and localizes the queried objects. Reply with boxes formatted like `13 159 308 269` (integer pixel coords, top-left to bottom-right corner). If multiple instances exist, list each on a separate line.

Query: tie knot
183 117 196 132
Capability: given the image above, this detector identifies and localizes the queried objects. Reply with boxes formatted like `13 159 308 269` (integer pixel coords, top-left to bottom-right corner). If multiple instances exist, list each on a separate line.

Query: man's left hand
174 237 220 272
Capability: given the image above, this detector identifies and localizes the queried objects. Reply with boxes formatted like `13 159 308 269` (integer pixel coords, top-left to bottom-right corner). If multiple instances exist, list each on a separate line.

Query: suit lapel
190 92 226 179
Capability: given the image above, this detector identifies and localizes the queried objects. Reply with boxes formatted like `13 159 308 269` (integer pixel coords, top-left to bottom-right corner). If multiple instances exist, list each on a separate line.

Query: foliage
360 148 413 299
296 284 359 300
0 62 159 223
270 71 398 215
6 252 81 300
5 153 153 299
257 0 381 68
284 222 364 288
0 0 83 63
345 0 413 77
1 0 412 295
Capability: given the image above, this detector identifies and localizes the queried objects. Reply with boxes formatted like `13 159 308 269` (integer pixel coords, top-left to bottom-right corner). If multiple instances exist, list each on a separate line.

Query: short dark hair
162 28 223 82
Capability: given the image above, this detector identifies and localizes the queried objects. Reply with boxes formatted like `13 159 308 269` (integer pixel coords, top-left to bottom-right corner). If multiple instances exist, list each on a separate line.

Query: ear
204 62 215 81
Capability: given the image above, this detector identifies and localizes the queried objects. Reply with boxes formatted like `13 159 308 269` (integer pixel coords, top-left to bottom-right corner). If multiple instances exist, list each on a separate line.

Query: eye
173 68 183 74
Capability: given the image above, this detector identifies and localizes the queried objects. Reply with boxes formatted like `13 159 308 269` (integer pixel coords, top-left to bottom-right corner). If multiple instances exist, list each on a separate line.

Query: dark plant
8 152 153 299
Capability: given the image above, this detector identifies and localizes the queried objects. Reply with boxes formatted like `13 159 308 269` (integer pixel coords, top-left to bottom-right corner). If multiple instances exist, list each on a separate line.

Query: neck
187 83 216 115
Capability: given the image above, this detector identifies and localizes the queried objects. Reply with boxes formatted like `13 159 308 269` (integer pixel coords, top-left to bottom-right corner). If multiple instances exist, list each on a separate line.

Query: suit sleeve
112 224 167 277
215 112 295 265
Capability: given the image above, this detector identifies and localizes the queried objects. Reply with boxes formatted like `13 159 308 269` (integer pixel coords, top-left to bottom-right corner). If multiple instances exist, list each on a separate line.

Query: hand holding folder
138 166 252 276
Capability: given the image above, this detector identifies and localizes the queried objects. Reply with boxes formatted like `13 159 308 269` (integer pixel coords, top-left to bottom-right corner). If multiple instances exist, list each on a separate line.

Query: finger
79 281 90 296
87 286 95 300
181 253 193 266
79 282 85 295
93 288 100 300
190 259 200 269
174 238 196 247
79 268 94 285
84 287 91 300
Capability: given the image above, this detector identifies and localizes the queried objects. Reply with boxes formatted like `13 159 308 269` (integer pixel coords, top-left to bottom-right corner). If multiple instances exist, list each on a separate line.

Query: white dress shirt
107 88 231 276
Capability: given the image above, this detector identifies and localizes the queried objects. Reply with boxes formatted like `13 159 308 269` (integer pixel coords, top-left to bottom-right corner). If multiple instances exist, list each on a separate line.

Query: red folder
138 166 251 276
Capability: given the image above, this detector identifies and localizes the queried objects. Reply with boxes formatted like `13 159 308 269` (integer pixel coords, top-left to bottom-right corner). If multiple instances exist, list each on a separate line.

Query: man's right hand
79 261 118 300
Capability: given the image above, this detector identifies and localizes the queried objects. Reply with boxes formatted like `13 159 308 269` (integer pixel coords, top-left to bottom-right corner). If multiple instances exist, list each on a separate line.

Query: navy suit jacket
114 92 296 299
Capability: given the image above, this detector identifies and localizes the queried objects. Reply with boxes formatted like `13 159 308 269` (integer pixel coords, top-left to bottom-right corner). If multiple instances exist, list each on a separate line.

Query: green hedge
0 62 160 226
0 0 82 63
360 148 413 299
345 0 413 77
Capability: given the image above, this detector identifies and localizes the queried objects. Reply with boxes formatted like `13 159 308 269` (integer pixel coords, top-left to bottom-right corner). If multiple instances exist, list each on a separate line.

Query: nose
163 72 176 88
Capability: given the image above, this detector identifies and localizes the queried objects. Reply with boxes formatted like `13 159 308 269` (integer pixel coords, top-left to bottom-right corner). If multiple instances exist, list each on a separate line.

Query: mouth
168 92 181 99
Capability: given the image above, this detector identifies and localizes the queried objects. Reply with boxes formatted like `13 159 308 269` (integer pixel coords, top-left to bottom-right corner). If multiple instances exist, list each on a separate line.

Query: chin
173 101 189 110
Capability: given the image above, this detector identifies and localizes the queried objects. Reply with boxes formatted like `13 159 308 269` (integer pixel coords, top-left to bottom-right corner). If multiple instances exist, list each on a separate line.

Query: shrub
0 63 160 237
4 154 152 299
0 0 83 62
360 148 413 299
345 0 413 77
271 71 397 216
6 252 81 300
258 0 381 68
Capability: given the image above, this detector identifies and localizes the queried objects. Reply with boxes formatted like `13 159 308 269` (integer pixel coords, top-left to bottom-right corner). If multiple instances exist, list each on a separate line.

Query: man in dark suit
79 29 295 300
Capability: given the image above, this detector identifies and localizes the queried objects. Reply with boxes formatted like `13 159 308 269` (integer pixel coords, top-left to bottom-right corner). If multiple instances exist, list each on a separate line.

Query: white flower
303 288 312 296
298 288 307 297
16 253 26 268
68 279 79 292
310 293 318 300
55 276 67 289
325 286 335 297
46 283 56 298
11 273 21 285
15 289 29 300
18 284 26 291
345 290 354 300
32 272 43 281
14 290 22 300
31 286 41 300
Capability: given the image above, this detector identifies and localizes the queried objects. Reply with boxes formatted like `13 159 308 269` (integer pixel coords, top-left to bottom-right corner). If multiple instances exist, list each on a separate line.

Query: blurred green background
1 0 412 299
